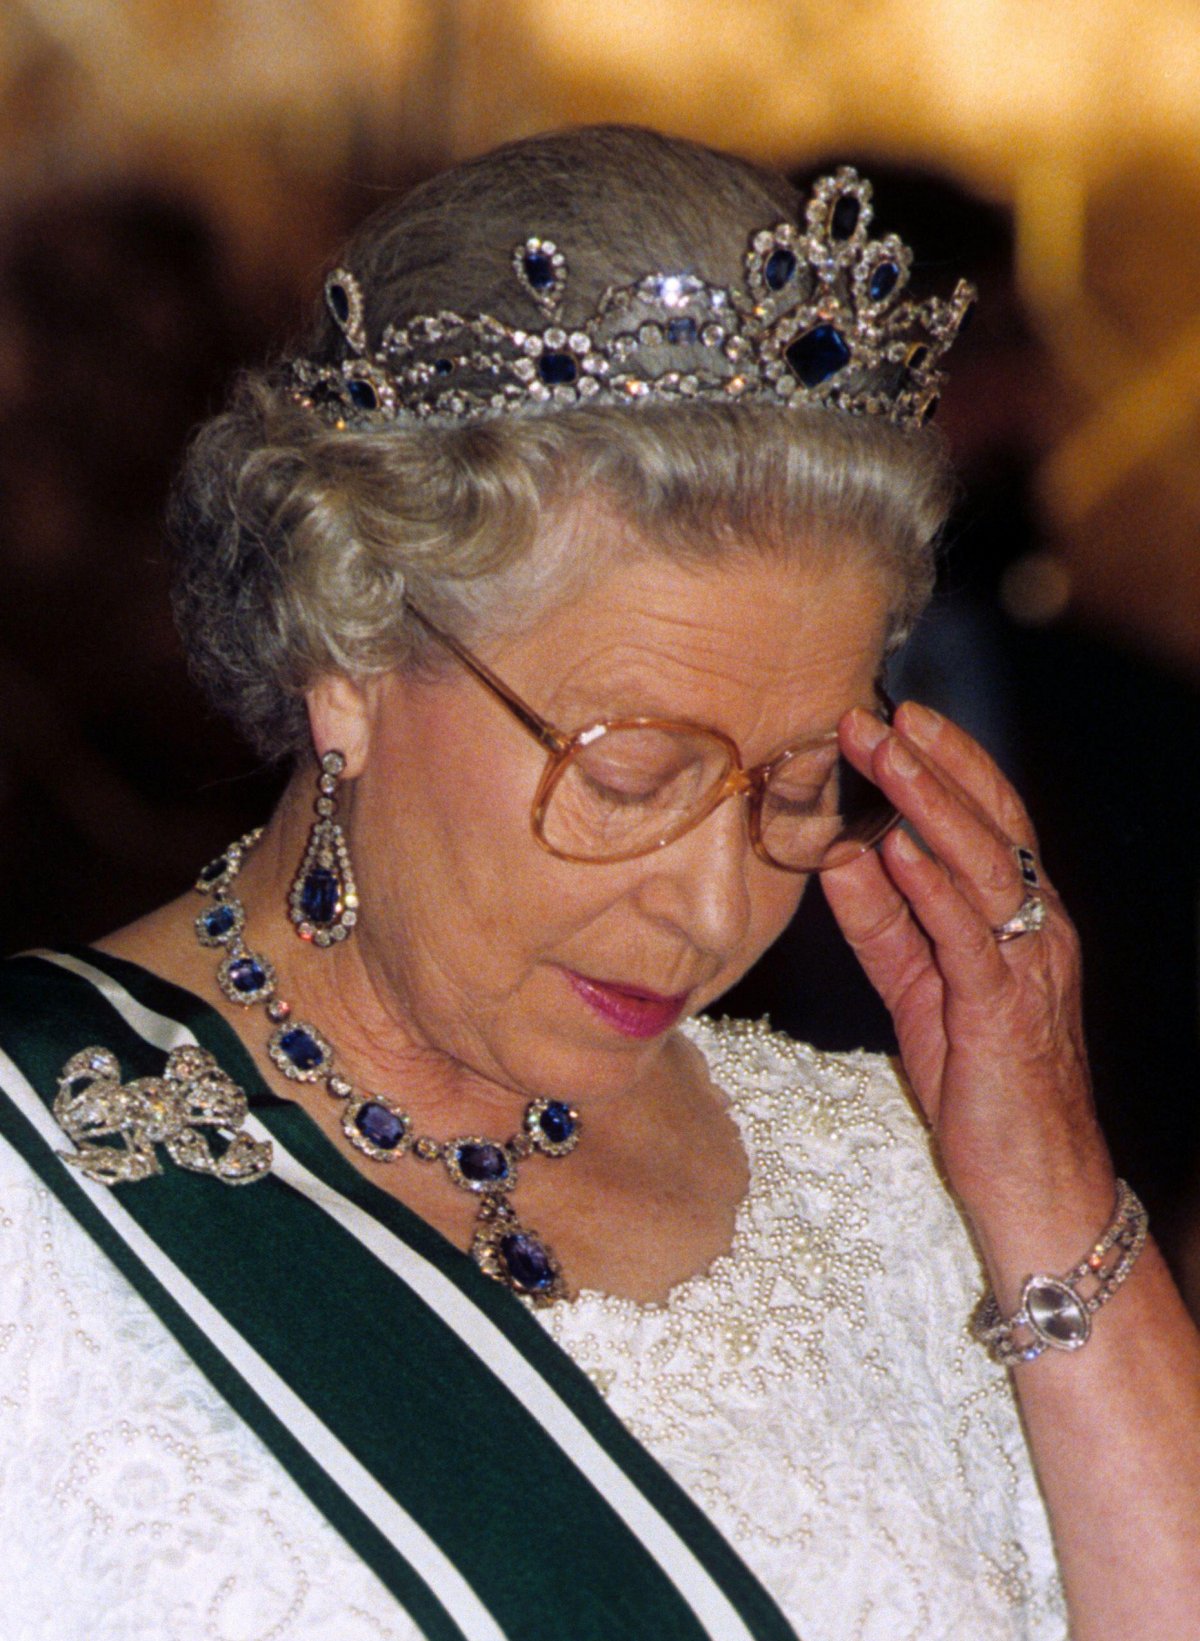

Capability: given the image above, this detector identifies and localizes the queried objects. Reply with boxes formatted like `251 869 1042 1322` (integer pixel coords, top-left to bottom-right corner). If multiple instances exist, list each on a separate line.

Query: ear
304 674 375 779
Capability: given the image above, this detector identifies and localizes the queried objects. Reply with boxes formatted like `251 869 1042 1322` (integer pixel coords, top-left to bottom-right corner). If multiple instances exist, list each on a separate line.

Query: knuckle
845 894 909 952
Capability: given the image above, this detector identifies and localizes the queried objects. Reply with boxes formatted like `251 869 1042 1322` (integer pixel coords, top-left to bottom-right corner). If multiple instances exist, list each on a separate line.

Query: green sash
0 949 800 1641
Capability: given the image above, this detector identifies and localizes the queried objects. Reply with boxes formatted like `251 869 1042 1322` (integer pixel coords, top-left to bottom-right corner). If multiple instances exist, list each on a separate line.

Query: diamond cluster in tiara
289 167 976 431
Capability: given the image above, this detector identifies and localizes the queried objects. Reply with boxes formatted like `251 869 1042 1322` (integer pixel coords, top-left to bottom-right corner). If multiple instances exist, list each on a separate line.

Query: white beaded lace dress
0 1014 1066 1640
538 1017 1067 1640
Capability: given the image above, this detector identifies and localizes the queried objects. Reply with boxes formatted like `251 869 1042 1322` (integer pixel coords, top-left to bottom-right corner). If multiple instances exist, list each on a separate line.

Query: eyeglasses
407 604 898 873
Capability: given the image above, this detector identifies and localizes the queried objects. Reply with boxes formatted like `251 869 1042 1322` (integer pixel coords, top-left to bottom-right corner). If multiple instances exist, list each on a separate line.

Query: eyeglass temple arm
405 602 570 753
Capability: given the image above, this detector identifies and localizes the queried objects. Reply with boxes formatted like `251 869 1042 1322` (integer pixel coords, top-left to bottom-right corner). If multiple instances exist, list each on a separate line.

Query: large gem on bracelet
1024 1276 1091 1349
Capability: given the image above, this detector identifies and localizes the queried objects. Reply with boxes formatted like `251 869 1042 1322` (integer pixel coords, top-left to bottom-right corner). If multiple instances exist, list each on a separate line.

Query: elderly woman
1 127 1197 1641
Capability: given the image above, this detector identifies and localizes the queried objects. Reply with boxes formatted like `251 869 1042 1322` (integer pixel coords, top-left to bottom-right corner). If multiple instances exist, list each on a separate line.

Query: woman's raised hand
824 701 1114 1256
826 701 1200 1640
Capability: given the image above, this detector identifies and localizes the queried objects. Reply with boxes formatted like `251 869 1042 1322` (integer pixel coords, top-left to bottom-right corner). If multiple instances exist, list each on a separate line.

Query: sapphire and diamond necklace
194 827 580 1306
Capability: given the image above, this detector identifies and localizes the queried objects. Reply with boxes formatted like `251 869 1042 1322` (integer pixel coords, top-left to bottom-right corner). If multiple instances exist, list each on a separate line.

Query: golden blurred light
1000 553 1074 627
1 0 1199 665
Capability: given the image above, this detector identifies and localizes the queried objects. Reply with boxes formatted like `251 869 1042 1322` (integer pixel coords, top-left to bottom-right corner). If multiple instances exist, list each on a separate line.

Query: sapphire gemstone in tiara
328 282 351 325
831 195 860 240
764 248 797 291
869 262 900 302
538 351 578 386
348 379 379 412
786 325 851 388
523 250 556 290
667 317 698 345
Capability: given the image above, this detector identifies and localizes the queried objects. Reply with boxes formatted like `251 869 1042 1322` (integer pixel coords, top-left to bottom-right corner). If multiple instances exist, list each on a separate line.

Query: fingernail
848 706 888 750
888 739 922 779
902 702 943 745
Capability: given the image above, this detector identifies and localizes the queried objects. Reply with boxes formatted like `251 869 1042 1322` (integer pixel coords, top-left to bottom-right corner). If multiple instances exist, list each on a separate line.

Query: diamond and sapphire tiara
289 166 976 432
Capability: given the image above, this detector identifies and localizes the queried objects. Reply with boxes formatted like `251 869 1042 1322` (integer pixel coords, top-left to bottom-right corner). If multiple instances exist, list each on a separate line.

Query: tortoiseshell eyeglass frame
406 603 898 872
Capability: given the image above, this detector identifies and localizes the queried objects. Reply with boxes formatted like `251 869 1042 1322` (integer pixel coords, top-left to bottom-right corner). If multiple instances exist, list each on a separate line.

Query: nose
634 789 754 957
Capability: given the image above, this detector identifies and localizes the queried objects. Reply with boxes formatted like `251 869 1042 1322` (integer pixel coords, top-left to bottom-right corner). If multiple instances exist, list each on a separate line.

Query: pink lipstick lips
564 971 690 1039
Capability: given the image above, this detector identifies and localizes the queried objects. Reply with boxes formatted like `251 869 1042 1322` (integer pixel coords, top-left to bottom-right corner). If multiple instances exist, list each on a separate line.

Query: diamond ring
992 892 1048 943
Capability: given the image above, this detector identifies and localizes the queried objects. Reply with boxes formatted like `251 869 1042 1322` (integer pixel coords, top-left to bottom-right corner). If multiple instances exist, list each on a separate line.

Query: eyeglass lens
539 721 895 869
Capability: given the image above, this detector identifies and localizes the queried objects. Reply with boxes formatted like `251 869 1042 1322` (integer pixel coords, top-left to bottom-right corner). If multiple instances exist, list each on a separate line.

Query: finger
878 735 1043 930
841 705 1001 838
893 702 1039 856
820 838 937 1011
880 824 1021 999
842 710 1049 931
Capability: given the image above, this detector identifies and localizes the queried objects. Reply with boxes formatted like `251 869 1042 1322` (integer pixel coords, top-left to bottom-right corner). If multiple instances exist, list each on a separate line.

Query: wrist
956 1139 1118 1312
971 1179 1149 1366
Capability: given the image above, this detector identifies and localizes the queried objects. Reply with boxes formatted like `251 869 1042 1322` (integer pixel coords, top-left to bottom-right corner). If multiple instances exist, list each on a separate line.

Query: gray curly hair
169 127 955 761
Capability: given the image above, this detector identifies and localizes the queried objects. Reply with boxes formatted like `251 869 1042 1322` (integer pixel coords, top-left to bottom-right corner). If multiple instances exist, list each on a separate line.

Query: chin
497 1020 680 1105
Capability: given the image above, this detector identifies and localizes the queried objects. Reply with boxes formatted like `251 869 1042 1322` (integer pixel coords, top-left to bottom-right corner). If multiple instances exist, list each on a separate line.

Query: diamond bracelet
971 1180 1148 1366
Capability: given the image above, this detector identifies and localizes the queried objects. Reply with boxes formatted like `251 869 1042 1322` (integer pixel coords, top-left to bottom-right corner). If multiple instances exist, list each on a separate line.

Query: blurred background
2 0 1198 1305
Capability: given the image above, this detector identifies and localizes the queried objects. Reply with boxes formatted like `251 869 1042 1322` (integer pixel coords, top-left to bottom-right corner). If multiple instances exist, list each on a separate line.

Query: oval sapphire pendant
471 1196 565 1306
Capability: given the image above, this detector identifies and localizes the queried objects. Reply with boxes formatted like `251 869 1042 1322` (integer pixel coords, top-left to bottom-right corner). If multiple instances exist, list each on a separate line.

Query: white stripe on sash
31 950 766 1641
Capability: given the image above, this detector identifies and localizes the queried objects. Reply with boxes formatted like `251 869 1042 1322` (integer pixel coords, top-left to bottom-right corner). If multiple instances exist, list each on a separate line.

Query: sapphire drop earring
288 751 359 947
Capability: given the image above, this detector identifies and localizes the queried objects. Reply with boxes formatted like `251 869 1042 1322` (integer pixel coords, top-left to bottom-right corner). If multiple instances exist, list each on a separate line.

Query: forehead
492 529 891 743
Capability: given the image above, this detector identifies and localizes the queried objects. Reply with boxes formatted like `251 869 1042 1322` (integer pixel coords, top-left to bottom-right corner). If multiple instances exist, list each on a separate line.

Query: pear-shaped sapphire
538 1102 575 1145
523 251 555 290
764 248 797 291
278 1027 326 1074
198 856 229 886
300 867 339 925
786 325 851 388
538 351 577 386
501 1233 554 1292
348 379 379 411
457 1142 509 1184
868 262 900 302
328 282 351 325
356 1102 407 1150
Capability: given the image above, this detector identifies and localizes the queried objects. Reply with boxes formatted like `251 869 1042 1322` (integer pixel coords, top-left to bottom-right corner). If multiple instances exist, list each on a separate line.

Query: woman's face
335 521 890 1103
